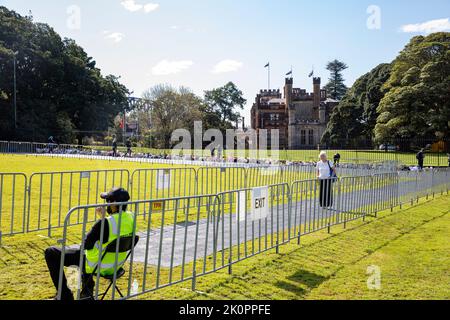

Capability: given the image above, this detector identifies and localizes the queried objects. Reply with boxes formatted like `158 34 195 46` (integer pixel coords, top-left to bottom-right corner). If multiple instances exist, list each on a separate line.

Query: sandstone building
250 77 338 149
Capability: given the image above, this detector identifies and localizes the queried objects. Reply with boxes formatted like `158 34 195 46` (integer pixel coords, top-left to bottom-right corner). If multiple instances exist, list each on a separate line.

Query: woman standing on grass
316 151 337 208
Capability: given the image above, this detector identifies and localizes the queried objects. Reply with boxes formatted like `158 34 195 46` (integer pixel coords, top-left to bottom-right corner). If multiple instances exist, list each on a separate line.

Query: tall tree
374 32 450 144
141 85 203 148
0 6 129 143
204 82 246 132
324 59 349 100
322 63 391 146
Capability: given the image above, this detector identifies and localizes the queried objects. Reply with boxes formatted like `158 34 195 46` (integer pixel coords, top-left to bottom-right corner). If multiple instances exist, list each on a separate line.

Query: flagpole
268 63 271 90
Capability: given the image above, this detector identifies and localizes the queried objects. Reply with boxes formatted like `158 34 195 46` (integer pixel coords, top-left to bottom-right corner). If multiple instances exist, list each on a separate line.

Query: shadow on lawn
275 269 328 297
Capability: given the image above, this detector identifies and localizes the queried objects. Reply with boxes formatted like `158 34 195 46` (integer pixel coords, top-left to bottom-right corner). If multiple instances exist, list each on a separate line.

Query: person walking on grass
416 149 425 171
112 138 118 157
126 139 132 157
333 152 341 167
316 151 337 208
44 188 135 300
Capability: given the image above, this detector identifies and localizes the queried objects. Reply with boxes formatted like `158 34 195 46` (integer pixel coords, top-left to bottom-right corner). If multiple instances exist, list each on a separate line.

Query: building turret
313 77 321 119
284 78 294 125
284 77 293 107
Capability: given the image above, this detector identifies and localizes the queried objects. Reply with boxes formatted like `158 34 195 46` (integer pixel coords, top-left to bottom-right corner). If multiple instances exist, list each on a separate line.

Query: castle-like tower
251 77 338 149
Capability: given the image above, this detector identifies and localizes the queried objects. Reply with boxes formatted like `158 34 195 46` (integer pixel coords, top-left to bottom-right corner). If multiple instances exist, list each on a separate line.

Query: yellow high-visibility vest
85 211 135 276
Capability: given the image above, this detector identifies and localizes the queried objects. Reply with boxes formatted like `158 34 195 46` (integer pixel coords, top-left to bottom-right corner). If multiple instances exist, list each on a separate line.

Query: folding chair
85 235 139 300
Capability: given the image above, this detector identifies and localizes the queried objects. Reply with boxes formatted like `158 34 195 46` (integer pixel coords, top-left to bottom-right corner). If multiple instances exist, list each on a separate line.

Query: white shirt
316 160 334 180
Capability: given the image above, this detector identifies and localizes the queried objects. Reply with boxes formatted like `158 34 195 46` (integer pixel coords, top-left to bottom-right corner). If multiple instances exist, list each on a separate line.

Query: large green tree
204 82 246 132
141 85 203 148
324 59 349 100
322 63 391 146
0 6 129 143
375 32 450 144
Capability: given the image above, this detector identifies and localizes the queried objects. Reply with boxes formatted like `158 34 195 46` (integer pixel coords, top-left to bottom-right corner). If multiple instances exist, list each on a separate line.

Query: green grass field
0 154 312 236
0 193 448 300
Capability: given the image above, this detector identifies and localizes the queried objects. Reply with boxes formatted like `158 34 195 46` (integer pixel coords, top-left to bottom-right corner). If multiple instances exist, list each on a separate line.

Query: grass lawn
0 155 311 235
69 145 448 167
0 194 448 300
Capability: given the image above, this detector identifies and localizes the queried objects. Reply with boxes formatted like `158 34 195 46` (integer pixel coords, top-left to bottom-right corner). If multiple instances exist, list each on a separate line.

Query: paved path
132 176 438 268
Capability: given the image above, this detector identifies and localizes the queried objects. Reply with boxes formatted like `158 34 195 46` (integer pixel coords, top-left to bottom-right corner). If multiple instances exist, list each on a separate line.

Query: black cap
100 187 130 203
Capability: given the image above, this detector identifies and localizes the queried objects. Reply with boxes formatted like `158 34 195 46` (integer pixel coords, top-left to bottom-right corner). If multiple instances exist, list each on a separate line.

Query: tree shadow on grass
275 269 328 297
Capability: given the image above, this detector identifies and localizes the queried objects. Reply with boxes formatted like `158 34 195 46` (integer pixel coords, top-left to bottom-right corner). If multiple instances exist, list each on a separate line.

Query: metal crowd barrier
27 169 130 236
0 173 27 244
0 167 449 243
55 171 450 300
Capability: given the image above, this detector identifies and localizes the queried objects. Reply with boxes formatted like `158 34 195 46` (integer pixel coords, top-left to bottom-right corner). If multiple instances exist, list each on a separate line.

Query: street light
13 51 18 129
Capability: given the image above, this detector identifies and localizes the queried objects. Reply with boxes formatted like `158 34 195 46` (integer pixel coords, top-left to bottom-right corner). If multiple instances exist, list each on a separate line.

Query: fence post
191 270 196 292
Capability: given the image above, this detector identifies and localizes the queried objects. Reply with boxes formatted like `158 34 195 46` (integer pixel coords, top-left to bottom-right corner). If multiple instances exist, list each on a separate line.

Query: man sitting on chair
44 187 135 300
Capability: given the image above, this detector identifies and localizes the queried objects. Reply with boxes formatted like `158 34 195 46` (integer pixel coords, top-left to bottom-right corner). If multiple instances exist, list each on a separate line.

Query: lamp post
13 51 18 129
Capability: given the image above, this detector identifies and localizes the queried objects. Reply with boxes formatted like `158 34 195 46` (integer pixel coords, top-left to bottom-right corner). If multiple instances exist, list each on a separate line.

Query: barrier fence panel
289 174 399 239
0 173 27 244
130 168 197 216
197 167 247 195
431 168 450 196
290 178 343 237
57 194 218 300
212 183 290 273
27 169 130 235
370 173 399 214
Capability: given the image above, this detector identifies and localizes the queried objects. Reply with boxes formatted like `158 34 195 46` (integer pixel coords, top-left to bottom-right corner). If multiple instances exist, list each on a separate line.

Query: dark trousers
44 246 94 300
418 160 424 170
319 179 333 207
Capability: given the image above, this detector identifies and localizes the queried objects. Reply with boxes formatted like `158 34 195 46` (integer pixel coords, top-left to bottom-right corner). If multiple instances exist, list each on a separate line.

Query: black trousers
418 160 424 169
319 179 333 207
44 246 94 300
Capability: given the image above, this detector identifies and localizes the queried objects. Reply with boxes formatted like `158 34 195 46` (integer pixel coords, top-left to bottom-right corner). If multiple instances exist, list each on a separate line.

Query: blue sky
2 0 450 120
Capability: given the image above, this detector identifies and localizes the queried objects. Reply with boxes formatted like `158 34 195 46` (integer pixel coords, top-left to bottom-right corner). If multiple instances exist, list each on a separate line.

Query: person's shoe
80 287 95 300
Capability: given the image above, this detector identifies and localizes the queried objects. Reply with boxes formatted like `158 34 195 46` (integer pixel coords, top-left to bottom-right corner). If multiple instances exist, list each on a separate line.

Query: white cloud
121 0 159 13
143 3 159 13
400 18 450 34
121 0 142 12
104 31 125 43
170 25 179 30
152 60 193 75
212 59 243 74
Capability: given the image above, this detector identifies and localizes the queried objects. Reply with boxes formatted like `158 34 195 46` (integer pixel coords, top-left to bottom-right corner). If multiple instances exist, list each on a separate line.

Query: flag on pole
286 70 292 76
308 70 314 77
264 62 270 68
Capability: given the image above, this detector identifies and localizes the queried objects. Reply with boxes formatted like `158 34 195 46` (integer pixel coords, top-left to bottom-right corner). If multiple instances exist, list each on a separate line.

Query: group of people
112 138 132 157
